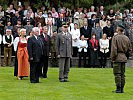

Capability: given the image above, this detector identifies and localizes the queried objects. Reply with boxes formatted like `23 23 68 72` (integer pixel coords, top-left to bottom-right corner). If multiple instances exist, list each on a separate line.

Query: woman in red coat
89 33 100 68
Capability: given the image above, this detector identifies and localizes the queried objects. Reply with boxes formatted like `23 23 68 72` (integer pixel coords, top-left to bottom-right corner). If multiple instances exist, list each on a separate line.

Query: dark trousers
30 62 40 83
78 51 87 67
100 52 107 68
51 52 58 67
39 56 49 77
72 47 78 57
14 52 18 76
113 62 125 88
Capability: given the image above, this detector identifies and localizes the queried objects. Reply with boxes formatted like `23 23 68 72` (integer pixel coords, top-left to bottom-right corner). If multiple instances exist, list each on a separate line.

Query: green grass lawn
0 67 133 100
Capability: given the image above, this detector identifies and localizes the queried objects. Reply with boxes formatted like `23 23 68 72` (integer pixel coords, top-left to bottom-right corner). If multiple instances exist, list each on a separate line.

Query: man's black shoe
59 79 64 82
43 75 47 78
64 79 69 82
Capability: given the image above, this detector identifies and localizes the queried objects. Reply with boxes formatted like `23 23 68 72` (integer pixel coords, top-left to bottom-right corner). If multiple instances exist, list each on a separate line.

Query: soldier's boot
121 86 124 93
112 86 122 93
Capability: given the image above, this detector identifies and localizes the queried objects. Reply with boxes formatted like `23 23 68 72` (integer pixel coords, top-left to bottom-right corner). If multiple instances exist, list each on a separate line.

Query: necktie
45 35 47 41
50 26 52 36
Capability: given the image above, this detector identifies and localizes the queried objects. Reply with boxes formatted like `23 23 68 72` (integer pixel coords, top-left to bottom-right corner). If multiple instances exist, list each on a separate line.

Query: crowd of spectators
0 3 132 68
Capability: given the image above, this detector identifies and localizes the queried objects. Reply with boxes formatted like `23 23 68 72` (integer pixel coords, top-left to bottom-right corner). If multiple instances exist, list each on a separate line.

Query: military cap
118 24 125 29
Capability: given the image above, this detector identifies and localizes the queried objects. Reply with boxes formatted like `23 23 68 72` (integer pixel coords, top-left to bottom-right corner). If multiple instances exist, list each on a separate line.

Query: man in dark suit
103 20 114 56
39 26 51 78
11 11 23 26
23 13 35 26
80 21 92 67
27 27 43 83
103 20 114 38
80 21 92 40
57 14 67 33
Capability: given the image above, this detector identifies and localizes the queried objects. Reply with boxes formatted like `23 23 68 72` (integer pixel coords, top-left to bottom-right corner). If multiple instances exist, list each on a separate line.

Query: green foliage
0 67 133 100
79 0 93 8
0 0 8 10
105 1 133 12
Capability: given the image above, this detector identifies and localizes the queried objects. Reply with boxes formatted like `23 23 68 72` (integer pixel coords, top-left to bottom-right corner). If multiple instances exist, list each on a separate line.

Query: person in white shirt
87 6 97 19
71 23 80 57
74 8 83 24
45 13 55 25
99 34 109 68
51 7 59 18
6 4 15 14
78 35 88 67
3 29 14 66
68 18 74 33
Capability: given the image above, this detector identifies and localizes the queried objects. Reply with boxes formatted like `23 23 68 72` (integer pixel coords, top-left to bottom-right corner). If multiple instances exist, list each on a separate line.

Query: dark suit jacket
23 17 35 26
11 16 23 26
27 36 43 62
80 26 92 40
40 34 51 57
88 19 99 28
103 26 114 38
57 18 67 28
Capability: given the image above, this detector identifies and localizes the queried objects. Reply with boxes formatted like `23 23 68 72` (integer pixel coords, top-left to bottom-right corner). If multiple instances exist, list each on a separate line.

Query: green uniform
50 36 58 67
111 32 132 92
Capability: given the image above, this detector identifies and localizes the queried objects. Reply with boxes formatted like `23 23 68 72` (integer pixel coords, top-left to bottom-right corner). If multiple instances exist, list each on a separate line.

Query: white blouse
99 39 109 53
13 37 27 52
45 18 55 25
77 40 88 52
70 29 80 47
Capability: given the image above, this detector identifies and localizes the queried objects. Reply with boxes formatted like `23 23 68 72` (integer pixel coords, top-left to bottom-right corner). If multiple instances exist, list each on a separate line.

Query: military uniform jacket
111 33 132 62
56 32 73 58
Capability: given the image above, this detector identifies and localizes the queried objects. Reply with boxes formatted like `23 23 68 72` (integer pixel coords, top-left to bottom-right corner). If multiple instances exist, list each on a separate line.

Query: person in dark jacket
27 27 43 83
103 20 114 56
89 34 100 68
39 26 51 78
80 21 92 40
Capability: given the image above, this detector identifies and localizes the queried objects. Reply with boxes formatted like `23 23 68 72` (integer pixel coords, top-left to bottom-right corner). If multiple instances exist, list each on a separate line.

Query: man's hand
108 37 112 40
94 48 97 51
8 44 12 47
58 55 60 58
85 38 88 40
81 46 85 48
30 57 33 61
49 53 51 56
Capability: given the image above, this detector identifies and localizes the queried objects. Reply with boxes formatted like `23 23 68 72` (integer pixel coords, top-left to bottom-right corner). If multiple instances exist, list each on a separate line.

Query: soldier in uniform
50 31 58 67
111 24 132 93
56 23 73 82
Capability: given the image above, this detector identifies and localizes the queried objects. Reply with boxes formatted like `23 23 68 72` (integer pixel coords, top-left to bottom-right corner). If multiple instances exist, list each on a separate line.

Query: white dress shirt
0 34 2 44
48 26 53 36
45 18 55 25
68 23 74 33
3 35 14 45
77 40 88 52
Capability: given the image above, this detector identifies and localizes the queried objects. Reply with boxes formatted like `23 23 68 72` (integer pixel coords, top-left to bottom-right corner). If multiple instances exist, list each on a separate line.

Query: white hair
32 27 39 33
6 29 12 32
20 28 26 33
91 6 95 9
